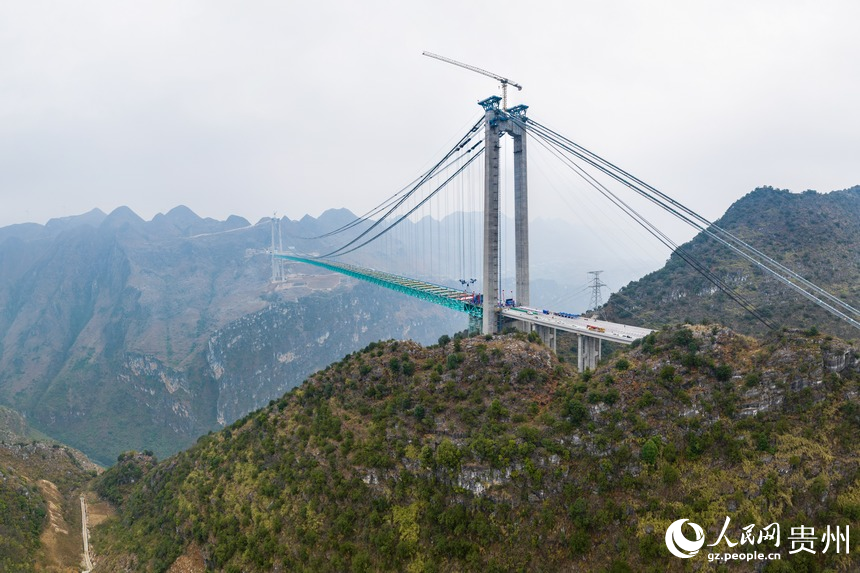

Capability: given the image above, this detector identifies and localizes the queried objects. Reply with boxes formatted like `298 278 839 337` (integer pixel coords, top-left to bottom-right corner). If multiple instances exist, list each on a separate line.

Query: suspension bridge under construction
269 57 860 371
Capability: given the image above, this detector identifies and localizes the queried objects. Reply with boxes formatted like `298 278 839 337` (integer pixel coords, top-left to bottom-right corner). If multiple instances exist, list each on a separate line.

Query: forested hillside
603 186 860 339
92 326 859 572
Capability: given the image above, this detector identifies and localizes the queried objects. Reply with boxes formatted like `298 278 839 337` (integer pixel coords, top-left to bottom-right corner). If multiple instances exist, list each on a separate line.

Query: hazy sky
2 0 858 231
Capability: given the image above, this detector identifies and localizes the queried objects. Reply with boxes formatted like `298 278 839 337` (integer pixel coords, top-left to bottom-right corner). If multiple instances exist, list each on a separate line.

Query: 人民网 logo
665 519 706 558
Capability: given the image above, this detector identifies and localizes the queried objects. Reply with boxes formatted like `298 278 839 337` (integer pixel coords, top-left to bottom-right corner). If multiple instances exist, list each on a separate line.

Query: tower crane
422 51 522 110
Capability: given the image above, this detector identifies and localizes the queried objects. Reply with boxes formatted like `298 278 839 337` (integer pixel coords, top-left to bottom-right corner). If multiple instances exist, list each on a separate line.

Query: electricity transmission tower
588 271 607 315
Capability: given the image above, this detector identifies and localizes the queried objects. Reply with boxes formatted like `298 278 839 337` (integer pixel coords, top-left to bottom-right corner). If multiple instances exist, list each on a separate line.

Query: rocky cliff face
0 206 463 465
206 284 459 426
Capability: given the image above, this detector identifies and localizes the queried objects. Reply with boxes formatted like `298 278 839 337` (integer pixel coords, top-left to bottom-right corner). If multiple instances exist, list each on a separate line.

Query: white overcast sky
1 0 858 230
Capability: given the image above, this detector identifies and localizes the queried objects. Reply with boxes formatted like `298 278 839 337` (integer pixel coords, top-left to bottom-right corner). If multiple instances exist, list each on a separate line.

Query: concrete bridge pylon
480 96 530 335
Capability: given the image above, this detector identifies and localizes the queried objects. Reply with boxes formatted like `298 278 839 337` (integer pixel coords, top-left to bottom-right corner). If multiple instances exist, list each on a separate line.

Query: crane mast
422 51 522 110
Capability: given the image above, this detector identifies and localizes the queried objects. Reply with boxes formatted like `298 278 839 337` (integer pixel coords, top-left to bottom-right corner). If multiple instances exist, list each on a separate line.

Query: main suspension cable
529 118 858 316
317 119 484 257
516 115 860 331
320 147 485 258
525 125 776 330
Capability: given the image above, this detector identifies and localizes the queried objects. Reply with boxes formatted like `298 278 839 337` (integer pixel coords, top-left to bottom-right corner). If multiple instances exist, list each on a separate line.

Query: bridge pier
468 315 481 336
536 324 557 353
577 335 602 372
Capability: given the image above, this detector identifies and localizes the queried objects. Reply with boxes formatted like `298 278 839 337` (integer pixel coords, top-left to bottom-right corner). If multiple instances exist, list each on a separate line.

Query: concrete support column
577 335 601 371
513 128 529 307
533 324 557 353
577 335 583 371
482 109 501 335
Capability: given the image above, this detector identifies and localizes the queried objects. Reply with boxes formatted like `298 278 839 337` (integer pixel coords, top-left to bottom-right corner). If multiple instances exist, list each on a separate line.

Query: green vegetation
0 465 46 572
94 451 158 506
93 326 860 572
0 441 97 572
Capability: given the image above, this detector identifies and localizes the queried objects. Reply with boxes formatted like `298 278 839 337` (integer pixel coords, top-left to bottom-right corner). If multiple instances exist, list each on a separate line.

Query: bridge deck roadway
501 307 653 345
274 253 653 348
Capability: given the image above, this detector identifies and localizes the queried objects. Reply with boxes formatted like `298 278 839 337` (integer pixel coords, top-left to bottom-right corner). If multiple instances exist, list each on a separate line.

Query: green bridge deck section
275 254 483 319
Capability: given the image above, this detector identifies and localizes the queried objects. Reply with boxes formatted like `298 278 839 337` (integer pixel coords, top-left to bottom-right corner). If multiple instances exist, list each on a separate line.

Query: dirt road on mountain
79 492 115 571
35 479 79 573
80 495 93 572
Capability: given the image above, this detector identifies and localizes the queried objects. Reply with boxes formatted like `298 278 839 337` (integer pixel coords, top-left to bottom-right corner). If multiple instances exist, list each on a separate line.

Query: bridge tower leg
481 99 501 335
480 96 530 334
512 114 529 308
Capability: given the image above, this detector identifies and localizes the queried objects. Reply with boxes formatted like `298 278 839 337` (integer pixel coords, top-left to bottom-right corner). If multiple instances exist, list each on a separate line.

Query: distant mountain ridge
0 205 462 465
603 186 860 338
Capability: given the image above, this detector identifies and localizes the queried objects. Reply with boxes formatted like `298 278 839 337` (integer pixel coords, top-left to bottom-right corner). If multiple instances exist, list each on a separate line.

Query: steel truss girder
276 255 483 319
